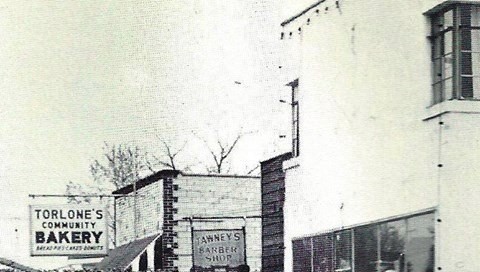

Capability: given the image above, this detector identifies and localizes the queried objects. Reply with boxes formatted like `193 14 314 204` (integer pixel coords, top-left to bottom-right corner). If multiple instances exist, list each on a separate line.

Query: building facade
280 0 480 272
96 170 261 272
260 153 291 272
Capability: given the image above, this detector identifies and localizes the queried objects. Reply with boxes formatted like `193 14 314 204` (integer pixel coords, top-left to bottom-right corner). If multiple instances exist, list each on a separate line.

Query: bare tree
193 130 251 174
149 138 188 171
209 134 241 173
65 131 257 245
67 143 155 201
91 143 154 189
65 143 156 246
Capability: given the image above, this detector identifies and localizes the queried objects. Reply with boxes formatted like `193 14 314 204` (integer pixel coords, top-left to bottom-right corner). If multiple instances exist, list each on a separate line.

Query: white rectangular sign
193 229 245 268
30 205 108 256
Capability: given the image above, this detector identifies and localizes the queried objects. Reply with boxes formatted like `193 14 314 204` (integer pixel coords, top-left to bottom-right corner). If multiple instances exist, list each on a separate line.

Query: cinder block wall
116 180 163 247
115 173 261 272
173 175 262 272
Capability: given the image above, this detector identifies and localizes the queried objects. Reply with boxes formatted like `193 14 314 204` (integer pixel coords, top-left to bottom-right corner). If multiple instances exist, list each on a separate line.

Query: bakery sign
30 205 108 256
192 228 246 268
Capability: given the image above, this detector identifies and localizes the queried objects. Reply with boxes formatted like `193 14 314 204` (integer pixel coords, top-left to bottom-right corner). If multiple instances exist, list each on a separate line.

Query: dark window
313 233 334 272
335 230 352 272
354 225 378 272
139 250 148 271
291 80 300 157
430 3 480 104
292 237 311 272
154 237 163 270
379 220 406 271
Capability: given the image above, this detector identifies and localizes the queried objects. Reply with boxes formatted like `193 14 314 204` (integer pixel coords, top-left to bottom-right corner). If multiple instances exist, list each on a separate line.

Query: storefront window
354 225 378 272
405 214 435 272
292 212 434 272
313 233 334 272
292 237 312 272
335 230 352 272
379 220 406 272
293 213 435 272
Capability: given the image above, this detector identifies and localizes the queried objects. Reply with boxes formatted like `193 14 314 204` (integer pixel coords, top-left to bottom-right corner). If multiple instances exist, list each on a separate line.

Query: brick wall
162 176 178 272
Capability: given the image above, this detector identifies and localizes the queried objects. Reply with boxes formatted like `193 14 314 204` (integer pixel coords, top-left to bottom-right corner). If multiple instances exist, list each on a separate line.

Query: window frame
289 79 300 157
292 210 435 272
429 2 480 104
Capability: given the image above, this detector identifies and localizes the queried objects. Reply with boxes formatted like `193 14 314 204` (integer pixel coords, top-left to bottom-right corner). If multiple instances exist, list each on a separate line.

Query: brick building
96 170 261 272
279 0 480 272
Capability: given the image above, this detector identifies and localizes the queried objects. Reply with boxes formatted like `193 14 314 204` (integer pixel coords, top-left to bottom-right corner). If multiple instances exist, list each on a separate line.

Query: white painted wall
281 0 480 271
433 110 480 272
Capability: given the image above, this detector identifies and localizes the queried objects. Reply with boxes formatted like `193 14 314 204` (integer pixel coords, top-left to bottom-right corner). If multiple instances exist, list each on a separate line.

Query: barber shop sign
192 228 246 268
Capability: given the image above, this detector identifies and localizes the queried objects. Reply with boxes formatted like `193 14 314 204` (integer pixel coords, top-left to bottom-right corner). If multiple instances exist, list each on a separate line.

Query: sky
0 0 314 269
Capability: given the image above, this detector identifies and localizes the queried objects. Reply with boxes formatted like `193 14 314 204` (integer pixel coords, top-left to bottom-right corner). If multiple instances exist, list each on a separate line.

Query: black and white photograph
1 1 479 272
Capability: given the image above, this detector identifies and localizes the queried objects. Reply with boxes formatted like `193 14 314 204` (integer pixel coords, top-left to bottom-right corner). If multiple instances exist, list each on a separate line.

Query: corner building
280 1 480 271
96 170 261 272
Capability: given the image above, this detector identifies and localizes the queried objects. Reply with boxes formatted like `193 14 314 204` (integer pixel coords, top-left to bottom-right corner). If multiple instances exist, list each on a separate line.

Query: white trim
423 100 480 121
292 206 437 241
283 156 300 171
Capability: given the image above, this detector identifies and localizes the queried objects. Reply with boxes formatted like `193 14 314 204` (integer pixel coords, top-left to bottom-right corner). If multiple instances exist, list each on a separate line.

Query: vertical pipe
114 197 117 247
243 226 247 265
191 221 195 270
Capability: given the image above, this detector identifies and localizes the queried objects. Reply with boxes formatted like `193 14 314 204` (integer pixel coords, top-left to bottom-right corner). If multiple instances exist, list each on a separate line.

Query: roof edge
281 0 326 27
181 173 260 179
424 0 480 15
95 233 162 271
113 170 260 195
112 169 181 195
260 152 293 165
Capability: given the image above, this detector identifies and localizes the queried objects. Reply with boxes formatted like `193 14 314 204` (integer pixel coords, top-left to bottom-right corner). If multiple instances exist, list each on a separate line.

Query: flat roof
113 170 259 196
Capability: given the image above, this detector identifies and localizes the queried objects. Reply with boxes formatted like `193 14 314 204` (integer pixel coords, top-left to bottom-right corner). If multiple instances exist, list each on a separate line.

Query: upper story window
430 3 480 104
288 79 300 157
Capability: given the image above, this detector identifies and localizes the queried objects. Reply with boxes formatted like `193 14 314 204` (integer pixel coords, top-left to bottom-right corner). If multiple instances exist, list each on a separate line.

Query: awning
95 233 161 271
0 257 40 272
